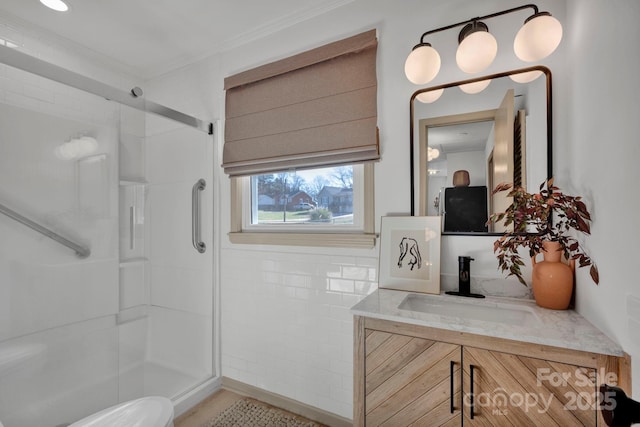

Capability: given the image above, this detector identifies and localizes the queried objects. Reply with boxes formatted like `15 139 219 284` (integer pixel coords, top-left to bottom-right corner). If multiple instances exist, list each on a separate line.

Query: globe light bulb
427 146 440 161
405 44 441 85
456 28 497 74
416 88 444 104
509 70 543 83
459 79 491 94
514 13 563 62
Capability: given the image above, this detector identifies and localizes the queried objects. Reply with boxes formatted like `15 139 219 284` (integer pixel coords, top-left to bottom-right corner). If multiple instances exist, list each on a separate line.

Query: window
229 163 375 248
224 29 378 247
250 165 358 227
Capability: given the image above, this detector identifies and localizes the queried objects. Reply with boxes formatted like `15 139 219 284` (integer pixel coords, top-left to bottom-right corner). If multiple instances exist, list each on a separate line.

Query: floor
174 389 241 427
174 389 324 427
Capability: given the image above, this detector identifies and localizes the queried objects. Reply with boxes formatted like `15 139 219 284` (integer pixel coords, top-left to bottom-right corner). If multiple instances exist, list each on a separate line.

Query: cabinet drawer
464 346 596 426
364 329 462 426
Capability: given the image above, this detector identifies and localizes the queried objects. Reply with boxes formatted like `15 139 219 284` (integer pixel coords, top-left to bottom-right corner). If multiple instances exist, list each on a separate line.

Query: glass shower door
118 107 214 401
0 64 214 427
0 74 121 427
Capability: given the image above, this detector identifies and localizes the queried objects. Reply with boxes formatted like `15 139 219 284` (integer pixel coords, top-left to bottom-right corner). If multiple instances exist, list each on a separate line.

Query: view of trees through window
251 166 354 224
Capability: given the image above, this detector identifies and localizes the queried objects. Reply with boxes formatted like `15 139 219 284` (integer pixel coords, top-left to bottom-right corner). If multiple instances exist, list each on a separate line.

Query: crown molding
0 0 356 81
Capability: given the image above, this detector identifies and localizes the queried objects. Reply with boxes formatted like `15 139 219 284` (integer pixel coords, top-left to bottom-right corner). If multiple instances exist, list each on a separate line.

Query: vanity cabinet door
364 329 462 426
463 346 598 426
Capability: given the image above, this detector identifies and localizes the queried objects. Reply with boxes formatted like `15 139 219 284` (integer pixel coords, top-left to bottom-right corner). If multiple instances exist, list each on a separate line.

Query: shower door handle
192 179 206 253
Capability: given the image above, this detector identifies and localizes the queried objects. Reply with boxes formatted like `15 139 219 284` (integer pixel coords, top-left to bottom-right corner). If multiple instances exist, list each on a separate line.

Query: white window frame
229 163 376 248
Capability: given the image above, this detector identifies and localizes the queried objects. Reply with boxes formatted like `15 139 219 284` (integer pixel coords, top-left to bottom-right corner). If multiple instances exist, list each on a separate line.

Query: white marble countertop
351 289 624 357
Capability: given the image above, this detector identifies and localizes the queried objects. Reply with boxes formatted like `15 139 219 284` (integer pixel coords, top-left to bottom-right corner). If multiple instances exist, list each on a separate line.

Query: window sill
228 231 376 249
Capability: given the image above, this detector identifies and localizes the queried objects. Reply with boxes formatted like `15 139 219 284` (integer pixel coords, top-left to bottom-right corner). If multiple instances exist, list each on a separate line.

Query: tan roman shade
223 29 379 176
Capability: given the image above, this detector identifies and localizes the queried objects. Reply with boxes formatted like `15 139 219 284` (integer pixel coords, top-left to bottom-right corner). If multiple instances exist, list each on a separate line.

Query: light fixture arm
418 4 539 44
405 3 561 85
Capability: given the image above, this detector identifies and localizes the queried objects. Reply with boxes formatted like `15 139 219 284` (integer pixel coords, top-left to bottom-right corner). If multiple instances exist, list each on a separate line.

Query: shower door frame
0 44 213 135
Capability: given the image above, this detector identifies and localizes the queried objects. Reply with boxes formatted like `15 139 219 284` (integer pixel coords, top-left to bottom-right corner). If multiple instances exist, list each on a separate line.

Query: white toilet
0 343 173 426
68 396 174 427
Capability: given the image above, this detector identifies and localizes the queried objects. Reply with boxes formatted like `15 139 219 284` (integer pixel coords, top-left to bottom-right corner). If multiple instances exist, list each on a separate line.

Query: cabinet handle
470 364 476 420
450 360 455 413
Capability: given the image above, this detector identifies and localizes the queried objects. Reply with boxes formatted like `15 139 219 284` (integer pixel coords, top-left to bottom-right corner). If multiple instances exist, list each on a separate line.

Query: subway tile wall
221 247 378 419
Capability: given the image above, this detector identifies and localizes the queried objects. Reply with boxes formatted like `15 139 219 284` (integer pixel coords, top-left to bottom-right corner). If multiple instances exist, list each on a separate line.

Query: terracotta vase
531 241 575 310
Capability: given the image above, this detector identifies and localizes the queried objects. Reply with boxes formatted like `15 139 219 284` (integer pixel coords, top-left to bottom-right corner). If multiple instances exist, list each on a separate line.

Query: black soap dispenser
445 256 485 298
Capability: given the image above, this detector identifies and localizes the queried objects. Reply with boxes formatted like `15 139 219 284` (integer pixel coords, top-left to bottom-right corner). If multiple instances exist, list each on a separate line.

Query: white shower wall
0 42 214 427
0 65 122 427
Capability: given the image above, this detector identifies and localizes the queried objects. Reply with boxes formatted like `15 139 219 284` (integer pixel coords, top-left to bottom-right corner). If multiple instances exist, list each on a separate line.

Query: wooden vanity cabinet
462 346 596 426
362 328 462 426
354 316 631 427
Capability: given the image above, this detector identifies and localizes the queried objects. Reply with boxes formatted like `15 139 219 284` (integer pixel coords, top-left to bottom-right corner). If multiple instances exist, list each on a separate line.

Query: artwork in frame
379 216 441 294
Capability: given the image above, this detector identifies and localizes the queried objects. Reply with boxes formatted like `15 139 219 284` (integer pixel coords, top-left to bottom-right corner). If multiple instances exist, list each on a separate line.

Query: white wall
565 0 640 397
143 0 570 419
143 0 639 417
446 151 487 187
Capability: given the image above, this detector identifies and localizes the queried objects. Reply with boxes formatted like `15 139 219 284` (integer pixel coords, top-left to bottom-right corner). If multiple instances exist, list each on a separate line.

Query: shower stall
0 46 216 426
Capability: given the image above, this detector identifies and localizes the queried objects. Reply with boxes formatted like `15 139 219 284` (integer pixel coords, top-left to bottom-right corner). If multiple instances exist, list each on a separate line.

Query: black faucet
445 256 485 298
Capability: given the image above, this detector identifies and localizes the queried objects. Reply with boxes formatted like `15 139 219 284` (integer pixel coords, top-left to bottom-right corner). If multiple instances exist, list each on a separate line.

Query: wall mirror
410 66 552 235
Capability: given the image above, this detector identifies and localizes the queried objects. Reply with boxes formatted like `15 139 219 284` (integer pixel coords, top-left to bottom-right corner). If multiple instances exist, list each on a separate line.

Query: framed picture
378 216 441 294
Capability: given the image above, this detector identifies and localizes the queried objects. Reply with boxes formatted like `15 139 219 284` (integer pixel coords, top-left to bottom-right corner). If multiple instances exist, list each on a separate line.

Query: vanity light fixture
405 4 562 85
455 21 497 74
427 146 440 161
40 0 69 12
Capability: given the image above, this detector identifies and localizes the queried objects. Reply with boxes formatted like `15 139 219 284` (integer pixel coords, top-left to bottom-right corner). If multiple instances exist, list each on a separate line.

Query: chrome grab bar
192 179 206 253
0 202 90 258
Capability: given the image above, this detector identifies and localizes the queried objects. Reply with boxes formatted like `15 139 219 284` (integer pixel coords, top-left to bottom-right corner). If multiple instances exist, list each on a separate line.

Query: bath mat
204 398 324 427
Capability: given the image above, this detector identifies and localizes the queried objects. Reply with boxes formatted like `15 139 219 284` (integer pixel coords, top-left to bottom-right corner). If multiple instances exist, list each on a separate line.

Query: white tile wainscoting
220 247 378 419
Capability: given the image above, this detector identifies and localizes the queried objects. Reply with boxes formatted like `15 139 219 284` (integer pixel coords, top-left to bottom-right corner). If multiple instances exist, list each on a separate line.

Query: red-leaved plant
489 178 599 286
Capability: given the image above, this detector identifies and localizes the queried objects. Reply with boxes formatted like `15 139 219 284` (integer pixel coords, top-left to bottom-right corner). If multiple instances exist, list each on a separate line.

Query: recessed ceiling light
40 0 69 12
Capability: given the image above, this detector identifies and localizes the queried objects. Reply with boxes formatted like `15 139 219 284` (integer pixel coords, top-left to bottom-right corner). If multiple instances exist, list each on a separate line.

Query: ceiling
0 0 352 78
428 121 494 157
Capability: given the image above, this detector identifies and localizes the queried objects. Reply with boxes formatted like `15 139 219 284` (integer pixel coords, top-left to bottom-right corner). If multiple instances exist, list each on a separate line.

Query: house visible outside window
252 166 354 224
249 165 360 228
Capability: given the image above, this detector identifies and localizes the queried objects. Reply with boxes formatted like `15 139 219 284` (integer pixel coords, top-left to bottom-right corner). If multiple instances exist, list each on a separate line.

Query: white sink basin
398 293 541 327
